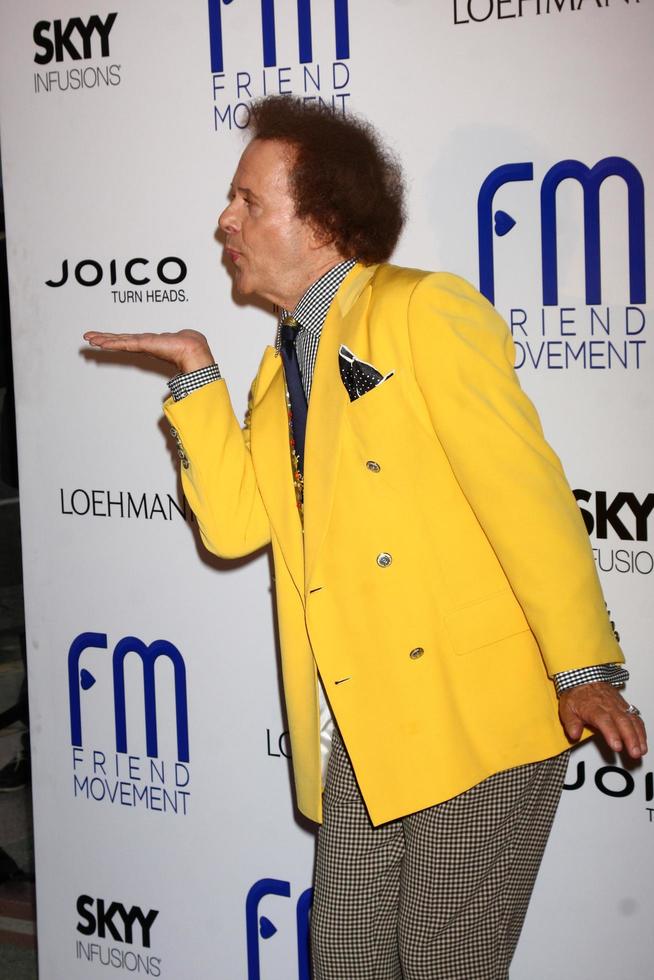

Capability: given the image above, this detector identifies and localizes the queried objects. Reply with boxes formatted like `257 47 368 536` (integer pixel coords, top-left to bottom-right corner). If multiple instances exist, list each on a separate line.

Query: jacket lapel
303 264 379 584
250 347 305 596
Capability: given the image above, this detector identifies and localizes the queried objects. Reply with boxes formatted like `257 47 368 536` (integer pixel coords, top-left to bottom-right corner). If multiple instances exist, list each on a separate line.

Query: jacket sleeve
163 376 271 559
406 272 624 676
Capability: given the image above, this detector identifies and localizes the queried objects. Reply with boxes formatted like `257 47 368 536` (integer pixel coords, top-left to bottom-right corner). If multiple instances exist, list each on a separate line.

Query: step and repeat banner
0 1 652 977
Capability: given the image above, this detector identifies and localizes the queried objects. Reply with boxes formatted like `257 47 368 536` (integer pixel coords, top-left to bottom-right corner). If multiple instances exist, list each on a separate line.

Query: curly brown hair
247 96 405 265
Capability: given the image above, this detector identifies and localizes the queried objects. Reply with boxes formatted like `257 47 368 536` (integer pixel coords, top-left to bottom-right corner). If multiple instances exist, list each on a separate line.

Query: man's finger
582 709 625 753
558 698 584 742
612 711 647 759
582 697 648 758
84 332 169 357
85 331 151 348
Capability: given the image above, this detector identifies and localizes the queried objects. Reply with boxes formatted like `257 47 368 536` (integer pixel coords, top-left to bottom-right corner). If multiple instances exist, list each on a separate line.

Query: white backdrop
0 1 652 977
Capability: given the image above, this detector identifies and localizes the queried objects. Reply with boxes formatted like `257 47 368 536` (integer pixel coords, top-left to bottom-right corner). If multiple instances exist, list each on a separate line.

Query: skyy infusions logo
76 894 162 976
477 157 647 370
33 13 120 94
69 632 191 815
574 489 654 576
209 0 352 132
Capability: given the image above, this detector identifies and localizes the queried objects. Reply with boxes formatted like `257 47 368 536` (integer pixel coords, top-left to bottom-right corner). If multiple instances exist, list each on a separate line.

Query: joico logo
565 760 654 823
574 490 654 576
33 14 121 94
34 13 117 64
76 894 162 975
477 157 647 371
45 256 188 305
246 878 312 980
209 0 352 132
69 632 191 816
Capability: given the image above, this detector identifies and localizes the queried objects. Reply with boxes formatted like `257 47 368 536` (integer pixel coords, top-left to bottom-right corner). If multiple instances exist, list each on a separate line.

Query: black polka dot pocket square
338 345 395 402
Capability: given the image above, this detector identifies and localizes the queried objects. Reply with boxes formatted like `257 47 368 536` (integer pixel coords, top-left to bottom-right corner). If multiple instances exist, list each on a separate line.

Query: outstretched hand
83 328 214 376
559 681 647 760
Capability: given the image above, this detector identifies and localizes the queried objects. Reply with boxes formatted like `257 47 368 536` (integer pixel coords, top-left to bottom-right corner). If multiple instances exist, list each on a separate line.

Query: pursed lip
226 246 242 263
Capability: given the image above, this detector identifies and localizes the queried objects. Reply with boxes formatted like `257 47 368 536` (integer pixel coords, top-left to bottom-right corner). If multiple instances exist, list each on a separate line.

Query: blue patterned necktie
279 316 308 474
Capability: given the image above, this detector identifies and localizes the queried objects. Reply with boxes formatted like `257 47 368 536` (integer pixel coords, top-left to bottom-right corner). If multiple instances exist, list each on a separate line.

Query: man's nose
219 201 240 234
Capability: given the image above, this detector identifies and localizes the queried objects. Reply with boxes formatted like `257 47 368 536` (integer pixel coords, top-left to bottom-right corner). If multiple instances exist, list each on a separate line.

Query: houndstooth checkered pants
311 730 568 980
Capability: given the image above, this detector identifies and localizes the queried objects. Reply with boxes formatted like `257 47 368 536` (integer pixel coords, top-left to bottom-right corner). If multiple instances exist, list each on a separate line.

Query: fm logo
77 895 159 948
68 633 189 762
208 0 350 73
478 157 646 306
34 13 118 65
246 878 312 980
574 490 654 542
45 256 187 288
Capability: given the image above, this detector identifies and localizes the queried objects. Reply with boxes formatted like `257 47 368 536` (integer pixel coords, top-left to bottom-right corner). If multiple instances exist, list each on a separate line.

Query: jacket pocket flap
445 590 530 655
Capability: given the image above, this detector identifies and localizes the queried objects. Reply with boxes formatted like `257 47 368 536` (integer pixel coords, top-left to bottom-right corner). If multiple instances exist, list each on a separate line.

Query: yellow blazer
165 264 623 826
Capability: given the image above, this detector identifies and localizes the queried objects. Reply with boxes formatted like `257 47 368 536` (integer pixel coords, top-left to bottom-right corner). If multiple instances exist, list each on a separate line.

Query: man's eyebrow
232 184 260 201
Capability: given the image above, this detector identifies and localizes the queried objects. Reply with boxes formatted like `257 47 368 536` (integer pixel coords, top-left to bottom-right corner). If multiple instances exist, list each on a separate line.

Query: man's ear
307 219 340 255
307 220 331 250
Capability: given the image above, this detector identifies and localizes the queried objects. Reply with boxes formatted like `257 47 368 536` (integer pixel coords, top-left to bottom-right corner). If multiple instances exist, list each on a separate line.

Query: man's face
219 138 321 309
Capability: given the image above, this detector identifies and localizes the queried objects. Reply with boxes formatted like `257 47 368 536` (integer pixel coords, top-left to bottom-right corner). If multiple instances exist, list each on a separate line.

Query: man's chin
232 271 253 296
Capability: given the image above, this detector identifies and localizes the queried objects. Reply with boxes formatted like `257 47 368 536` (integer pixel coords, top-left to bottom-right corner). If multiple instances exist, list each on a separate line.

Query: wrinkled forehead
233 137 298 191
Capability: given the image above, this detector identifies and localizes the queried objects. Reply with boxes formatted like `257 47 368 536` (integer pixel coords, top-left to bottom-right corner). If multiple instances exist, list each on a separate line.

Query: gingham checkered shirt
277 258 357 398
167 260 628 700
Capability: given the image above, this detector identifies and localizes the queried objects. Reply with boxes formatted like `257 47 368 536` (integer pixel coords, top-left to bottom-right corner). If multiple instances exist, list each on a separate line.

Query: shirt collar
278 259 356 343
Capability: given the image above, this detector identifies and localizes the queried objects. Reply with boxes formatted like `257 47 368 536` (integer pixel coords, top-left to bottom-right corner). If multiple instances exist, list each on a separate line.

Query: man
85 97 647 979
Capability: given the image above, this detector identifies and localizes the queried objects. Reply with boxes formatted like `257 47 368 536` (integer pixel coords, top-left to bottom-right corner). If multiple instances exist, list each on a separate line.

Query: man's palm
84 328 213 375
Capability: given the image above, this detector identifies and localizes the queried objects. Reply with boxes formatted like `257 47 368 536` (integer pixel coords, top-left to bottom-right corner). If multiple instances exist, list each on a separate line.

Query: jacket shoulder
371 264 489 309
370 263 477 289
368 265 499 331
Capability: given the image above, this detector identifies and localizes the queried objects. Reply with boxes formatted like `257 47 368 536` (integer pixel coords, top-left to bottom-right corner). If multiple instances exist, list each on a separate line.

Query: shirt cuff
554 663 630 697
168 364 222 401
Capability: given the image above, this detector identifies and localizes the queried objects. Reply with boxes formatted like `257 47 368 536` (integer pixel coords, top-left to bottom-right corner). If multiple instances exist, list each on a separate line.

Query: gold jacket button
366 460 381 472
409 647 424 660
376 552 392 568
